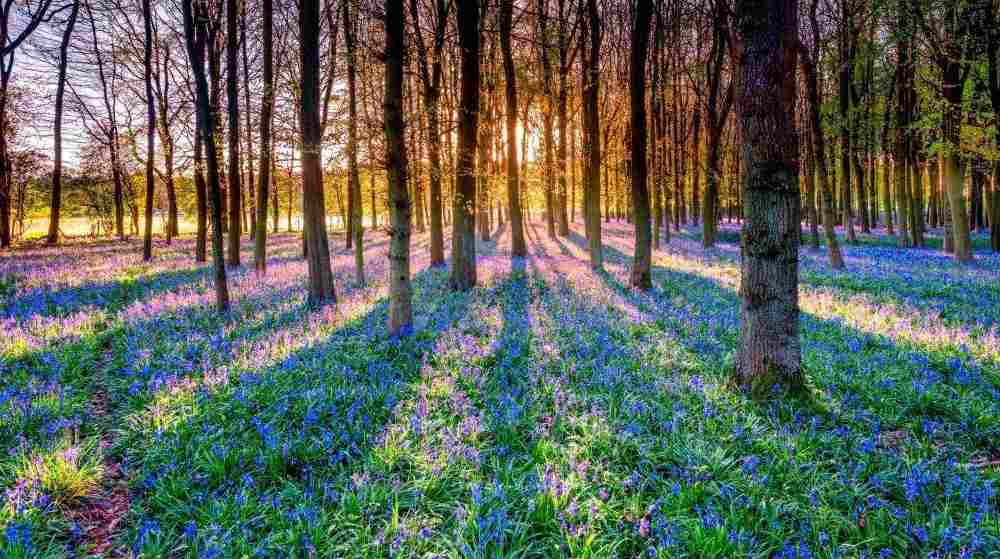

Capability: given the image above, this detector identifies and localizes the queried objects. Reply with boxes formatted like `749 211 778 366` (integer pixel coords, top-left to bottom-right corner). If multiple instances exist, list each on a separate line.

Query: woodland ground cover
0 221 998 558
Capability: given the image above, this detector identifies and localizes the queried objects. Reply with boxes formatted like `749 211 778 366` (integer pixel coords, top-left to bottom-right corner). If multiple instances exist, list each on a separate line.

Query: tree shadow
555 228 998 450
101 260 482 556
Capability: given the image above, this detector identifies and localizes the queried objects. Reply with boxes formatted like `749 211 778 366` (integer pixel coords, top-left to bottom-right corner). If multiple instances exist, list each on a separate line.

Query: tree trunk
385 0 411 334
702 2 732 248
882 154 893 235
47 0 79 245
344 0 364 284
804 124 820 249
225 0 241 266
195 126 208 262
0 85 8 248
500 0 526 257
555 0 571 236
732 0 803 397
581 0 602 269
450 0 480 291
539 0 555 238
181 0 229 310
142 0 156 261
799 21 844 269
254 0 273 273
838 10 855 245
300 0 336 303
477 64 492 242
408 0 448 265
629 0 652 289
993 161 1000 252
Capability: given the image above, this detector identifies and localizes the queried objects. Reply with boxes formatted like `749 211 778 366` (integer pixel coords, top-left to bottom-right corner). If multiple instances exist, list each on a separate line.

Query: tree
225 0 241 266
915 0 973 261
798 0 844 269
344 0 363 284
555 0 574 236
986 1 1000 253
141 0 155 261
408 0 449 266
83 0 125 240
151 34 181 244
499 0 526 258
300 0 336 304
537 0 556 238
701 0 735 248
1 0 61 247
629 0 652 289
254 0 274 272
47 0 80 245
181 0 229 311
732 0 803 397
450 0 480 291
838 0 856 244
385 0 411 335
581 0 602 269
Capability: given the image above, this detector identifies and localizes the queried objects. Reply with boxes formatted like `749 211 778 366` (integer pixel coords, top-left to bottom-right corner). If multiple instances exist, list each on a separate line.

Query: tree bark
344 0 364 284
47 0 79 245
629 0 652 289
408 0 448 265
450 0 480 291
181 0 229 310
254 0 274 273
300 0 336 303
385 0 411 335
195 126 208 262
799 25 844 269
141 0 155 261
581 0 602 269
225 0 241 266
500 0 526 257
732 0 803 397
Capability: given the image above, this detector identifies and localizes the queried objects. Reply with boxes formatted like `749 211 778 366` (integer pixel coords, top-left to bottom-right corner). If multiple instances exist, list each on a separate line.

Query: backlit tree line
1 0 998 394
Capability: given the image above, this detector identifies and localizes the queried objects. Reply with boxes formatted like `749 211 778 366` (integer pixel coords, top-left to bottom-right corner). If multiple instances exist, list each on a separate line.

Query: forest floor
1 220 998 558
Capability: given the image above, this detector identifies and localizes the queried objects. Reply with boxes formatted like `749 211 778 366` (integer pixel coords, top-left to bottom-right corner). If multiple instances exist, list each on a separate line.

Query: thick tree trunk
254 0 273 273
582 0 602 269
450 0 480 291
629 0 652 289
732 0 803 397
385 0 411 335
300 0 336 303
